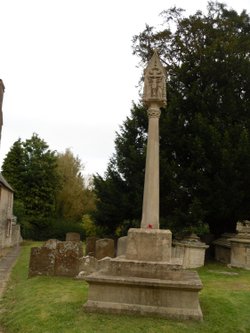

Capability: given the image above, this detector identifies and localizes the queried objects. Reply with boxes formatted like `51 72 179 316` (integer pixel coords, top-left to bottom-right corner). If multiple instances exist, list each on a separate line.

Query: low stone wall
0 223 22 249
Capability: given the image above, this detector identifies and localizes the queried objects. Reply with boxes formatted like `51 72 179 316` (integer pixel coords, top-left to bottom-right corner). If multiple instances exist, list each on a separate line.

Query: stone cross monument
141 50 166 229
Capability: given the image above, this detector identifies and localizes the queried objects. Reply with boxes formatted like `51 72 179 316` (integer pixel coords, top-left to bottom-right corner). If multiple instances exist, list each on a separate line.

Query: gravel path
0 245 21 333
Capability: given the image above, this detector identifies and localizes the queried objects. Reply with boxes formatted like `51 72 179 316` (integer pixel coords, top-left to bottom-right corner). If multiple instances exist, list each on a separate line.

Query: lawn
0 241 250 333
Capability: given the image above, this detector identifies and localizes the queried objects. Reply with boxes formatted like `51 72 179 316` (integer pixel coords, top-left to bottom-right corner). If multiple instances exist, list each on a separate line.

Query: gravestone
116 236 127 256
54 241 83 277
66 232 81 242
29 246 57 277
85 236 99 256
95 238 115 260
29 239 83 277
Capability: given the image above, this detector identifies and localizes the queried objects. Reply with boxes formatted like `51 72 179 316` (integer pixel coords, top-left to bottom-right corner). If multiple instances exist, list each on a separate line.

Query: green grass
1 242 250 333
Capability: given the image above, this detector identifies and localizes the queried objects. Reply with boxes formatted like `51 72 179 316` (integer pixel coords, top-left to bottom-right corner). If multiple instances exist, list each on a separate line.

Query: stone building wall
0 79 4 144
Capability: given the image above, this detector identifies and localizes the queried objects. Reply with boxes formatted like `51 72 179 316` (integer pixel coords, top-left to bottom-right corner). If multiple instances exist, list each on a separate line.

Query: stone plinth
172 235 208 269
213 233 235 264
84 258 203 320
126 228 171 262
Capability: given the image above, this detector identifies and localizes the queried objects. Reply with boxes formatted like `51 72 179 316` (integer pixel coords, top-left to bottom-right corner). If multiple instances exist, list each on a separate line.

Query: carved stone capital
147 107 161 119
143 50 167 108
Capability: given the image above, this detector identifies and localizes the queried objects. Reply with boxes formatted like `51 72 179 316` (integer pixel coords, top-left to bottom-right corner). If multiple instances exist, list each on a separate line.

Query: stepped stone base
84 256 203 320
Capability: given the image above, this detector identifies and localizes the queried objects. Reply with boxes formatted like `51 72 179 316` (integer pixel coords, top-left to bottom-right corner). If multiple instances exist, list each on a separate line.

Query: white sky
0 0 249 177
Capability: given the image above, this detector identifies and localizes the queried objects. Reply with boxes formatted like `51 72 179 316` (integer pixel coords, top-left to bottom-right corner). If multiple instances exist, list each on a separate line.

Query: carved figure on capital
143 50 166 107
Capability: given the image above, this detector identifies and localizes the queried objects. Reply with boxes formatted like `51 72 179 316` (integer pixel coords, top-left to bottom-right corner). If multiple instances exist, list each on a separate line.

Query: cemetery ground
0 242 250 333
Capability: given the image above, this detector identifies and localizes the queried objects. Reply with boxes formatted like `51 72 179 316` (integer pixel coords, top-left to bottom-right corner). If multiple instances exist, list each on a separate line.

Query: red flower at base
147 224 153 229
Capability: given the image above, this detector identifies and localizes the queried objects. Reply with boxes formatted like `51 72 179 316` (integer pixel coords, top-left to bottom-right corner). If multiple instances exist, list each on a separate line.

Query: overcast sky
0 0 249 177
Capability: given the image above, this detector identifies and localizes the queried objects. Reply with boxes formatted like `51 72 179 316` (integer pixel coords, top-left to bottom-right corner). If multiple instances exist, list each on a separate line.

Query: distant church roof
0 173 14 192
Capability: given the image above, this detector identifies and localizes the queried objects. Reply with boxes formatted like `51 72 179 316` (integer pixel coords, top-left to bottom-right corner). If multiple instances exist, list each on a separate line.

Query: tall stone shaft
140 51 166 229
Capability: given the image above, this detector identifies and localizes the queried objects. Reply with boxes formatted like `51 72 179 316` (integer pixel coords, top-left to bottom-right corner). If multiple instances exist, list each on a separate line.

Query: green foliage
93 104 147 235
1 242 250 333
82 214 98 237
1 133 60 238
2 140 96 240
94 2 250 237
55 148 96 222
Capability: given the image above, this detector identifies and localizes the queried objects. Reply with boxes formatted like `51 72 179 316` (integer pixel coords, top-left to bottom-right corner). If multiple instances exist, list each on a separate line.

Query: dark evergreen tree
94 2 250 237
93 104 147 235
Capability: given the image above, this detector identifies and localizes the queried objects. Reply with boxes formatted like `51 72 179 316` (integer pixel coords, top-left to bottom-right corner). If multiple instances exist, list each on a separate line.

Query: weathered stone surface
213 233 235 264
29 247 56 277
230 238 250 270
84 264 203 320
140 51 166 229
105 258 181 278
44 239 61 250
116 236 127 257
78 256 98 277
126 228 172 262
66 232 81 242
54 241 83 277
236 220 250 234
85 236 99 256
227 221 250 269
172 235 208 269
95 238 115 260
10 224 22 247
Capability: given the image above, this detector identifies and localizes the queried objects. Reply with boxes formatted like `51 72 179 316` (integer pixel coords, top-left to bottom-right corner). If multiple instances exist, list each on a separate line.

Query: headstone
54 241 83 277
66 232 81 242
95 238 115 260
116 236 127 257
85 236 99 256
29 246 56 277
